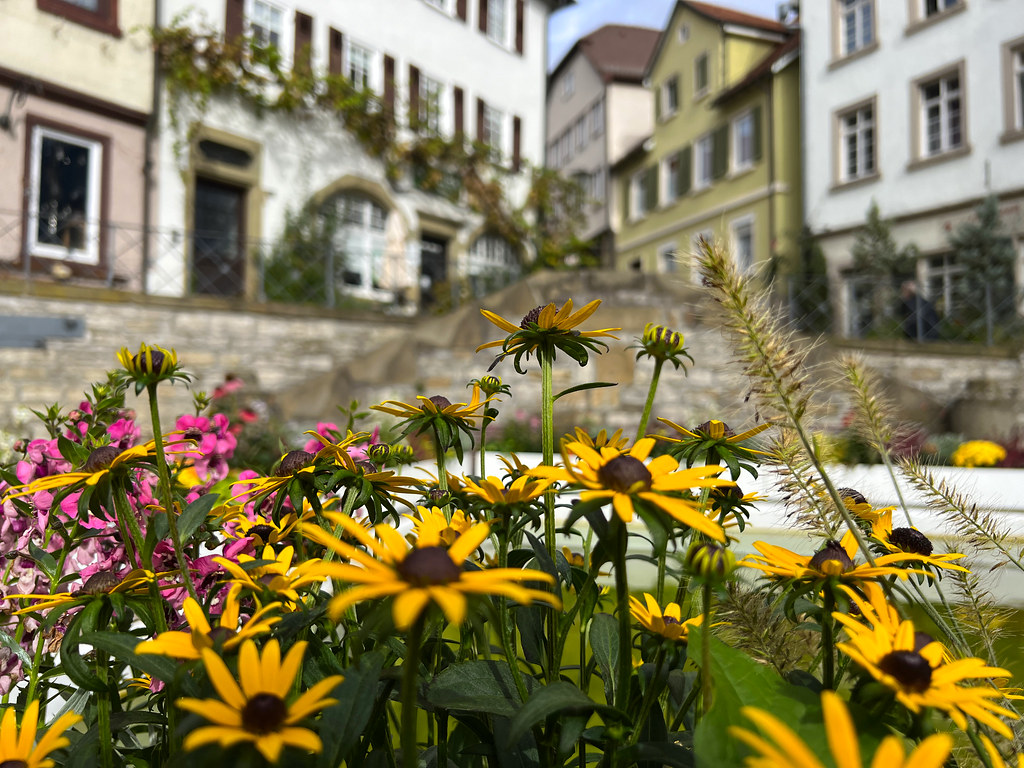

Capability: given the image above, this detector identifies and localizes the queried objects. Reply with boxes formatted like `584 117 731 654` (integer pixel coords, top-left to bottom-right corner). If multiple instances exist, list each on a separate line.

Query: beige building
0 1 155 290
546 25 660 265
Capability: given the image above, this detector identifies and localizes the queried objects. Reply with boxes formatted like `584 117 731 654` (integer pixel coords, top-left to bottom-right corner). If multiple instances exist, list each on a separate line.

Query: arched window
323 191 390 298
467 233 520 297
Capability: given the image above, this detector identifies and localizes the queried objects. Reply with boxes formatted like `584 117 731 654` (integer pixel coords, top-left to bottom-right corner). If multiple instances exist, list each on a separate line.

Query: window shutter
224 0 243 42
478 0 488 33
477 97 486 142
328 28 343 76
454 87 465 140
457 0 467 21
512 115 521 171
294 12 313 74
751 105 763 161
655 88 661 121
678 146 691 195
409 65 420 129
712 124 729 179
646 166 658 209
515 0 524 54
384 55 396 122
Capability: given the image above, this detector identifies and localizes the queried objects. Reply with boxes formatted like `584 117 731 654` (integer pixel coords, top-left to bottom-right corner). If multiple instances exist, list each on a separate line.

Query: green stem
432 426 451 522
539 346 558 684
628 646 666 747
613 521 632 713
479 417 491 478
111 484 146 569
635 358 665 442
821 587 835 690
146 383 200 603
701 580 713 714
97 651 114 768
402 619 425 768
323 485 360 565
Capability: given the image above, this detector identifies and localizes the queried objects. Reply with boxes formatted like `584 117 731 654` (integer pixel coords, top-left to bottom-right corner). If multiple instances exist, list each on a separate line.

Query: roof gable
550 24 661 87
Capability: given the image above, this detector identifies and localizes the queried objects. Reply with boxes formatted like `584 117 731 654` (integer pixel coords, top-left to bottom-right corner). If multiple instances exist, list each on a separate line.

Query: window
347 41 374 90
590 99 604 138
731 218 755 273
27 124 104 265
250 0 284 48
678 24 689 44
562 71 575 98
546 142 557 168
917 69 963 158
662 153 680 204
592 169 605 204
630 171 648 219
661 77 679 118
559 131 572 165
732 111 756 172
695 134 713 189
419 73 444 134
658 242 678 273
487 0 507 45
694 53 709 96
1003 38 1024 138
923 0 960 17
574 117 586 150
328 192 390 297
483 104 505 160
36 0 118 36
837 100 876 181
469 234 520 294
838 0 873 57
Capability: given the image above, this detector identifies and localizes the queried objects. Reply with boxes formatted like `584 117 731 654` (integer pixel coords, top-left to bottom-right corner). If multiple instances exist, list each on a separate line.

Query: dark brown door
192 177 245 296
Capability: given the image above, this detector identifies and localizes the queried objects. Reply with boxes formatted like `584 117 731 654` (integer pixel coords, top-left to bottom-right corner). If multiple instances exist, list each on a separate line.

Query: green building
613 1 801 281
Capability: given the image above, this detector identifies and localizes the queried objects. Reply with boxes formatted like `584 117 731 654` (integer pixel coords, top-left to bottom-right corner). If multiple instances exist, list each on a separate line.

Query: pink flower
107 418 141 448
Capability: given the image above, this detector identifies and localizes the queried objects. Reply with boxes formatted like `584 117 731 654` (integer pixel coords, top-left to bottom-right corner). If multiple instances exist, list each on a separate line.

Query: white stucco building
152 0 562 308
802 0 1024 337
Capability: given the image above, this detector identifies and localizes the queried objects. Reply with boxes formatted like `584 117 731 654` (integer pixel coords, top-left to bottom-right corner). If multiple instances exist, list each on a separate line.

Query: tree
946 195 1016 328
849 201 918 337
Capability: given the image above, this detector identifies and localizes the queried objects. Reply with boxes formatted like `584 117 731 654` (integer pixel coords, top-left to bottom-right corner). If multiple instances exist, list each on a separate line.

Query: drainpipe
142 0 162 295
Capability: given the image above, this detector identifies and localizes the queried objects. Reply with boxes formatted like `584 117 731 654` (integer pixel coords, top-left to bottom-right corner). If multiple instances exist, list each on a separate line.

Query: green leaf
506 682 616 747
80 631 184 688
177 493 220 542
425 660 538 718
617 741 695 768
0 628 32 667
588 613 618 705
552 381 617 402
319 652 383 767
61 600 111 692
26 542 57 581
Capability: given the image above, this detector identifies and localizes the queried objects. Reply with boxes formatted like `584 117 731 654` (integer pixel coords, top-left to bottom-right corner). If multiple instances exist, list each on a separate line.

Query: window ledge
999 128 1024 146
727 164 755 180
905 3 966 37
828 40 879 71
830 171 881 193
692 90 709 103
906 144 971 172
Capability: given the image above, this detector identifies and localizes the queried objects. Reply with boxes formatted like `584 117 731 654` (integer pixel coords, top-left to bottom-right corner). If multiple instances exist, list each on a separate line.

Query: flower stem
432 425 451 523
611 519 632 768
701 580 713 714
111 484 146 569
628 646 666 747
402 619 424 768
539 346 558 683
821 587 835 690
146 383 200 604
635 358 665 443
97 650 114 768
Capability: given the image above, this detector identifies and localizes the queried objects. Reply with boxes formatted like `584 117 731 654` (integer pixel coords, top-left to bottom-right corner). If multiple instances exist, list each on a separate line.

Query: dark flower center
808 540 855 575
81 570 120 595
427 489 450 505
597 456 652 493
520 306 545 328
428 395 452 411
0 760 30 768
355 460 378 474
133 349 166 373
913 631 936 652
183 427 205 443
397 546 461 587
878 650 933 693
838 487 868 505
206 626 238 644
241 692 288 734
274 450 314 477
662 616 681 625
889 528 934 556
83 446 121 473
248 524 275 543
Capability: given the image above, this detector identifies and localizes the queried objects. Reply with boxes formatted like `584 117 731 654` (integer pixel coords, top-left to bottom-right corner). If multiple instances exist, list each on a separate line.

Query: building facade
546 25 660 266
149 0 560 310
612 1 801 282
0 0 155 291
802 0 1024 338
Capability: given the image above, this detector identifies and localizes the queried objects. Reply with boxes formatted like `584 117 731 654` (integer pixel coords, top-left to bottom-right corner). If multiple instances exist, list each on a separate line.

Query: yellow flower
731 690 952 768
460 474 553 507
835 601 1018 738
562 427 630 451
529 437 731 542
221 506 315 547
227 450 318 504
0 699 81 768
740 530 931 585
116 343 189 390
3 442 158 501
10 569 172 615
951 439 1006 468
629 593 704 642
404 505 474 548
372 387 491 426
177 639 342 763
137 594 281 660
214 545 333 608
869 510 969 572
658 418 771 445
306 513 561 630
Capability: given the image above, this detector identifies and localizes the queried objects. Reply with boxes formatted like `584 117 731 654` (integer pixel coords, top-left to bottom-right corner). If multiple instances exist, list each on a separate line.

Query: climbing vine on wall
152 19 592 268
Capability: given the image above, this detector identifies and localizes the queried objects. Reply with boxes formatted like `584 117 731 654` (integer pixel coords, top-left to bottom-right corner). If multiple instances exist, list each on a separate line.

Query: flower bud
368 443 392 463
479 375 503 396
642 322 684 354
686 541 736 582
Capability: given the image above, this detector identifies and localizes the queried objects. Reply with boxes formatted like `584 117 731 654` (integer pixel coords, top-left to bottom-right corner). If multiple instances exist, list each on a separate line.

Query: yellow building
613 1 801 281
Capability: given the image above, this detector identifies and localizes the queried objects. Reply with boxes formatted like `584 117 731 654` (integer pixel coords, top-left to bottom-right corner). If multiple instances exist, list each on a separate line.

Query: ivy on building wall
152 21 592 269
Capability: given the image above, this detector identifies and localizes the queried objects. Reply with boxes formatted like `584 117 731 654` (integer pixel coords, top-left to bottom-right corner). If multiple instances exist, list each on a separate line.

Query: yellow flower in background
177 639 342 763
306 513 560 629
404 505 473 547
215 545 333 607
227 450 318 503
460 474 553 507
529 437 731 542
629 593 704 643
731 690 952 768
951 439 1006 468
10 569 172 615
372 387 491 426
0 699 81 768
3 442 160 502
869 510 969 572
562 427 630 452
137 594 281 660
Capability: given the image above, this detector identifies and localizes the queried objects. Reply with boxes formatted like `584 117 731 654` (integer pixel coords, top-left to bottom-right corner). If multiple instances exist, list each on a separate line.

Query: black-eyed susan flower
657 418 773 479
869 509 969 573
740 530 931 586
177 638 342 763
837 487 895 524
951 439 1006 468
11 568 173 615
404 505 473 548
3 442 160 501
632 322 693 370
629 593 704 643
470 375 510 398
685 541 736 584
137 593 281 660
305 512 560 629
221 506 315 547
477 299 620 372
215 545 333 608
529 437 732 543
835 601 1018 738
562 426 630 451
0 699 81 768
228 450 318 504
730 689 952 768
117 343 190 392
372 387 491 463
460 474 552 508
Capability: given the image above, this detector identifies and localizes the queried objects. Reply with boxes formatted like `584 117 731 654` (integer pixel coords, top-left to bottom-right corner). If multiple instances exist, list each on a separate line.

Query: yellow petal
821 692 860 768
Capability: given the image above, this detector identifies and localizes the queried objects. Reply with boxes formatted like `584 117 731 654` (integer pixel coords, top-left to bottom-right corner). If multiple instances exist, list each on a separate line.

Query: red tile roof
684 1 789 34
551 24 661 85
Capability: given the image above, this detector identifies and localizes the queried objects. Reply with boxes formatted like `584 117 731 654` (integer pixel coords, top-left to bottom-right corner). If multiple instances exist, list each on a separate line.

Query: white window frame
592 169 605 204
27 125 103 265
838 0 874 57
921 0 960 19
732 110 756 173
837 99 876 182
694 133 713 189
483 104 505 161
730 216 755 274
562 71 575 99
486 0 509 47
248 0 288 55
422 0 451 13
346 39 377 91
661 153 680 204
694 52 709 98
1004 38 1024 136
630 171 647 220
419 72 445 134
917 68 964 158
590 99 605 138
658 241 679 274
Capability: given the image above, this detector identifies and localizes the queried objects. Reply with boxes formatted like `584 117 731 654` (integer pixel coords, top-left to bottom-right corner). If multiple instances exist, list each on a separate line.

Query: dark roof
712 31 800 105
550 24 661 86
684 1 789 34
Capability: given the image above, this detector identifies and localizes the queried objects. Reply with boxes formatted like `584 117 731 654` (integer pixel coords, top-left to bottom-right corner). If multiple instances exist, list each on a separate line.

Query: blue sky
548 0 782 70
